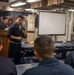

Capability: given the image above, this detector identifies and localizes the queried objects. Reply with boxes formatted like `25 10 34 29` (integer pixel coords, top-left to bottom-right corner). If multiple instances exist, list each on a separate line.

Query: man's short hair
16 15 24 19
34 36 54 58
2 17 8 20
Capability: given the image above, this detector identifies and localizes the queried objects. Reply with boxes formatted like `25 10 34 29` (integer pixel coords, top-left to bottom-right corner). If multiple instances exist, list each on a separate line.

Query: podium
0 30 9 58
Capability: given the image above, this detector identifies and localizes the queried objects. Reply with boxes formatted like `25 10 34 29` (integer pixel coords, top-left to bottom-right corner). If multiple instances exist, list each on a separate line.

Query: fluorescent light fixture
68 9 74 12
25 9 38 13
25 9 34 11
10 1 26 7
27 0 41 3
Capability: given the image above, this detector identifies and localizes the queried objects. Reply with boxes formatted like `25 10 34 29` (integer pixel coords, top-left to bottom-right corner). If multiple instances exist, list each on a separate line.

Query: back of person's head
34 36 55 59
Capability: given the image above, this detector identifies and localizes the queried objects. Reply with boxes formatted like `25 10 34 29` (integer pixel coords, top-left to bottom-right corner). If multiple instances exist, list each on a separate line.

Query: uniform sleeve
0 23 4 30
0 21 3 30
0 25 3 30
12 65 17 75
7 27 13 38
8 59 17 75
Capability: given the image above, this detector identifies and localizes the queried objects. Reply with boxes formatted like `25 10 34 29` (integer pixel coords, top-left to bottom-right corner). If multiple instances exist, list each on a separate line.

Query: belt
10 41 21 44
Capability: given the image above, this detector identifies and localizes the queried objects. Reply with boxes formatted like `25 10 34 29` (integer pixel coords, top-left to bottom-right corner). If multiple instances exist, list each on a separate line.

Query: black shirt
7 23 25 43
0 21 8 30
65 51 74 68
0 57 17 75
22 58 74 75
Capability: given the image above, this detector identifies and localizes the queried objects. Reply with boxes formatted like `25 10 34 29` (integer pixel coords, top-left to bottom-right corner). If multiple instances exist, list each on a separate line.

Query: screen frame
38 11 66 36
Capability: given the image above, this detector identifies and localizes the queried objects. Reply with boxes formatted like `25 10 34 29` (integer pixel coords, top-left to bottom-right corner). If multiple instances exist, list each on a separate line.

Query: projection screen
39 12 66 35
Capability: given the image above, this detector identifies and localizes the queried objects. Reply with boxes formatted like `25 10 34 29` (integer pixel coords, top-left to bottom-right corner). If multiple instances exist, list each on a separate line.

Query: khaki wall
26 14 35 42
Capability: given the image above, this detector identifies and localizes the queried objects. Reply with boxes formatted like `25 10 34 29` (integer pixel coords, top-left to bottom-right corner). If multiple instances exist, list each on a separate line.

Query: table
22 42 74 49
21 42 74 60
54 42 74 48
22 43 34 49
16 63 38 75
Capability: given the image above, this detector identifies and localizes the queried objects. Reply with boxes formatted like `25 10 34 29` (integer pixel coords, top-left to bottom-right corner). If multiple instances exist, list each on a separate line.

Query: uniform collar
14 23 23 29
38 58 59 66
14 23 19 29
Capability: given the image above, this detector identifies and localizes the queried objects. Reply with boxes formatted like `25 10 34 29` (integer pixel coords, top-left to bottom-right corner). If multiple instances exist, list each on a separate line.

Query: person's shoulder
8 23 16 29
22 66 38 75
0 21 3 26
59 61 71 67
0 56 9 61
0 57 17 75
0 57 14 65
58 62 74 74
0 57 16 70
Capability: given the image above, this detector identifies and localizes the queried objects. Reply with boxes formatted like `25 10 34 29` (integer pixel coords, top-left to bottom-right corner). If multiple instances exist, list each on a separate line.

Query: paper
28 24 32 30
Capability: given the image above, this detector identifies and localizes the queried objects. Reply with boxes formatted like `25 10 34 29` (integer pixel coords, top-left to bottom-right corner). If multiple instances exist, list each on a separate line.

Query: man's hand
23 31 27 38
10 35 22 41
5 28 8 31
17 37 22 41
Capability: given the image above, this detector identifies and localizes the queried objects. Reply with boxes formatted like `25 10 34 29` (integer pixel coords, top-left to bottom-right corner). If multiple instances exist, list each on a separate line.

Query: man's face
16 17 23 26
3 19 8 25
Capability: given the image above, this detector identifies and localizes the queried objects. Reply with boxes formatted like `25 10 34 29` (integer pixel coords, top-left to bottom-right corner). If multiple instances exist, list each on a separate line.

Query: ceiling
29 0 74 13
0 0 74 12
0 0 8 7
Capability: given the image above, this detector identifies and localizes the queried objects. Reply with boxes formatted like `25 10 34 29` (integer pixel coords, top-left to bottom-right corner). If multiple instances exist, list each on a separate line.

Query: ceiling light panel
10 1 26 7
27 0 41 3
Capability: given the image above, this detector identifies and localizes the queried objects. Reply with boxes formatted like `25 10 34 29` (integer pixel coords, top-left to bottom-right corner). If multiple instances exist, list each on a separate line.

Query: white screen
39 12 66 35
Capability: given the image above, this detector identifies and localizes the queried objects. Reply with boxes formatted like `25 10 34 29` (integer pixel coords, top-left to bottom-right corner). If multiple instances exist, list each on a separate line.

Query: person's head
2 17 8 25
16 15 24 26
34 36 55 61
8 19 13 26
0 38 3 51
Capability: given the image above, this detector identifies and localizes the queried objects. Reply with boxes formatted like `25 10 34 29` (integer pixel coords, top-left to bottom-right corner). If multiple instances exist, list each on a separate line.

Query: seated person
0 38 17 75
22 36 74 75
65 51 74 68
0 17 8 30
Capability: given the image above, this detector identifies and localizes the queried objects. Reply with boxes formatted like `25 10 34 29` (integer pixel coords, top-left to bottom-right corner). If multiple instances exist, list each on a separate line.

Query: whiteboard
39 12 66 35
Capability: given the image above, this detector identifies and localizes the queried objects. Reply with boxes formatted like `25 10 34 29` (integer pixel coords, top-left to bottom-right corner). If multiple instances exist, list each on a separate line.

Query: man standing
22 36 74 75
0 38 17 75
7 15 27 64
0 17 8 30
